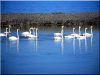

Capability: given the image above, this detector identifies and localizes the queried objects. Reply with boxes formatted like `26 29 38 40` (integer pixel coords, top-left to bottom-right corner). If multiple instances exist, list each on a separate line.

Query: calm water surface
1 31 100 74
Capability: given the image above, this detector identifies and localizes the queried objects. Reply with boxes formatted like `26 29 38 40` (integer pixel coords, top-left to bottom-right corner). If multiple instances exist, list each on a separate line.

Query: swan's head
30 27 34 30
79 26 81 28
9 25 11 28
85 28 88 30
90 26 93 28
17 29 19 31
73 28 75 30
36 28 38 30
62 26 64 28
6 28 8 30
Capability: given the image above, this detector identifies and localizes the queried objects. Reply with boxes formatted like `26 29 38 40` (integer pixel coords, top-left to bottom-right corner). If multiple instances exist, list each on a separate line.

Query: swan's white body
83 33 92 37
9 29 19 41
77 36 86 40
70 33 80 37
22 27 37 38
9 36 18 41
65 35 74 39
54 33 62 36
54 26 64 40
22 32 31 37
65 28 76 39
0 33 6 37
22 28 32 37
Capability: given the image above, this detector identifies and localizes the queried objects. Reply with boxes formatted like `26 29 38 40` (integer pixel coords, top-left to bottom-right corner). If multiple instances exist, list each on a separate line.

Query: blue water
1 31 99 74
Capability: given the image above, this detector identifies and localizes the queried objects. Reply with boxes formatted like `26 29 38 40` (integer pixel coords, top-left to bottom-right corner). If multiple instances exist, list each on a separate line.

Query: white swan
54 33 62 36
28 28 38 39
83 26 93 37
0 33 6 37
4 25 11 34
70 28 79 37
54 26 64 37
22 28 31 37
77 35 86 40
77 26 86 40
54 26 64 40
0 28 8 37
30 27 35 34
9 29 19 41
64 28 76 39
4 28 9 35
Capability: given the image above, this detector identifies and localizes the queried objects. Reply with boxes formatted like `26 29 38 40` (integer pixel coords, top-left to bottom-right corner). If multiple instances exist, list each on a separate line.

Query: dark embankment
1 12 100 32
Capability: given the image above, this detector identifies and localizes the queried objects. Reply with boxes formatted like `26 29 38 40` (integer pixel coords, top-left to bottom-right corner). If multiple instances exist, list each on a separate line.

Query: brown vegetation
1 12 100 31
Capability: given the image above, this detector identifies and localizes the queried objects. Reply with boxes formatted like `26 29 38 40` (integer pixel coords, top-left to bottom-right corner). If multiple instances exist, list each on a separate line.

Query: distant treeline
1 12 100 31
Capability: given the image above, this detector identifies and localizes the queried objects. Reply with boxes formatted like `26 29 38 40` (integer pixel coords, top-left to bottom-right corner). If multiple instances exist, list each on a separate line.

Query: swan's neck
85 29 86 34
73 29 75 34
91 28 93 34
6 28 8 37
17 30 19 39
36 29 37 37
61 27 64 39
33 29 34 34
9 27 10 33
61 30 63 39
79 28 81 35
29 29 31 34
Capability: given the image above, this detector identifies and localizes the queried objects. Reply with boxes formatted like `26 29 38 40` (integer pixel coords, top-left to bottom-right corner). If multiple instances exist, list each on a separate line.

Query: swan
54 33 62 36
4 28 9 36
77 26 86 40
54 26 64 37
4 25 11 35
54 26 64 40
83 26 93 37
64 28 76 39
0 33 6 37
77 35 86 40
9 29 19 41
0 28 8 37
22 28 31 37
30 27 35 35
27 28 38 38
64 35 75 39
70 28 79 37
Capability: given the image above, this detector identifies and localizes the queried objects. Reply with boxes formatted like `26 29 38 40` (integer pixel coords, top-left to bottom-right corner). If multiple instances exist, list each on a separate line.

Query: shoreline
1 25 99 32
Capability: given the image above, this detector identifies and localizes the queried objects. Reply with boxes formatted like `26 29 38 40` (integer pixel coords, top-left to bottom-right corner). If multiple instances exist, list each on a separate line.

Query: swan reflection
17 40 19 53
35 38 38 53
73 38 75 54
85 37 87 52
9 40 19 53
91 35 93 49
79 39 81 53
61 39 64 54
54 38 64 55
